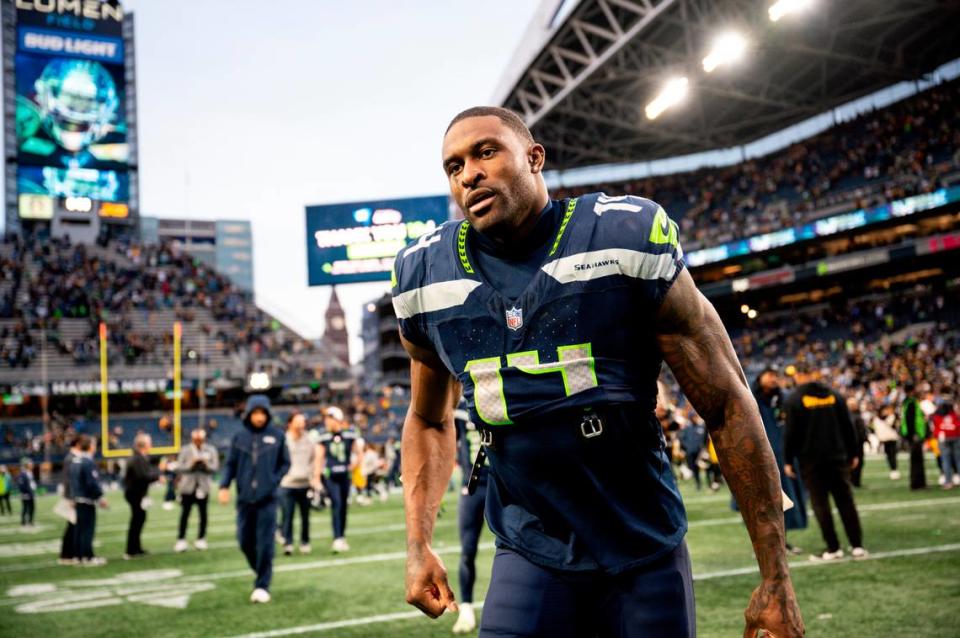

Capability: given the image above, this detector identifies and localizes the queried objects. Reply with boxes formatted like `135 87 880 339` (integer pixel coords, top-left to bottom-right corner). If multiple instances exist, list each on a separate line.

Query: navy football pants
458 476 487 603
237 499 277 591
327 473 351 538
480 541 696 637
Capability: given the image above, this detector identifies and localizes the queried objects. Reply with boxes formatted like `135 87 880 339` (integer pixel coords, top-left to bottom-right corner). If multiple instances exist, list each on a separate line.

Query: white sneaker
299 543 311 554
250 588 271 604
82 556 108 566
174 539 189 553
275 530 285 545
938 474 947 486
452 602 476 634
331 537 350 553
810 549 844 561
283 544 293 556
890 470 901 480
851 547 869 559
162 502 174 511
194 538 208 551
58 558 78 566
953 474 960 486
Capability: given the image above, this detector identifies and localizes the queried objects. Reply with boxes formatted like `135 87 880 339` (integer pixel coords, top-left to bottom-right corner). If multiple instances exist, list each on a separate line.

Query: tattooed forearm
656 272 789 581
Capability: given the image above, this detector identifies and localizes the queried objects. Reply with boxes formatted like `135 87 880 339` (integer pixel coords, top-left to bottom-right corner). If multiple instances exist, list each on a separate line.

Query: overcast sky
116 0 541 362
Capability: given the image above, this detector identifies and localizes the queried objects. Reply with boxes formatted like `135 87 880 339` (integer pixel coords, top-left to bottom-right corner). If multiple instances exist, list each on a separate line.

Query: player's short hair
446 106 534 144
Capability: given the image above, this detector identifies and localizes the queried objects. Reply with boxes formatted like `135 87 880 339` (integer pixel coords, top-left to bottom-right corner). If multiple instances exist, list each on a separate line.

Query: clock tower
323 287 350 365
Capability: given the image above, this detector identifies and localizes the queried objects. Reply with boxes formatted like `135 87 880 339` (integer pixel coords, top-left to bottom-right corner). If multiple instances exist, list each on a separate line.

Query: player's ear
528 143 546 174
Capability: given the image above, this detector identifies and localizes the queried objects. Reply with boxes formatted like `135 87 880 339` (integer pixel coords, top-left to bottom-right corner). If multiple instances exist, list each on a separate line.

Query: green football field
0 456 957 637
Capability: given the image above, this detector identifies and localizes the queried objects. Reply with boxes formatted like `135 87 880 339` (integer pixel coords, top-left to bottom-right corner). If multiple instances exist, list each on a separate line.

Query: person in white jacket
872 404 900 480
280 413 315 555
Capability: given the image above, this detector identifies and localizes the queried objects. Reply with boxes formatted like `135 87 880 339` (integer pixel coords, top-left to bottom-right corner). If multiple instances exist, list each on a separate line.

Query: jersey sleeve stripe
541 249 678 284
392 279 483 319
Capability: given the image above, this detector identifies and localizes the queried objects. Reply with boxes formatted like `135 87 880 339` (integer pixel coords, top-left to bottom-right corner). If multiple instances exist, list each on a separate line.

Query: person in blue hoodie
219 395 290 604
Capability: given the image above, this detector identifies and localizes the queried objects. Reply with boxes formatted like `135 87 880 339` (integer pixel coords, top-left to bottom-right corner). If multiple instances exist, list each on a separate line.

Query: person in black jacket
59 437 82 565
783 367 865 561
219 395 290 604
17 458 37 527
846 396 869 488
124 433 161 558
69 435 108 566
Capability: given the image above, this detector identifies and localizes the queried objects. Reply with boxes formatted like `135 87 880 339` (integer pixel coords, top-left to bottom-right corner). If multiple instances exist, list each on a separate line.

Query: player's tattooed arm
656 270 804 638
399 334 460 619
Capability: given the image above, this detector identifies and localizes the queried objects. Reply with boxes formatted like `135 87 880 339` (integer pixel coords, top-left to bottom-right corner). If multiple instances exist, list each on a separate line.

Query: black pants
327 474 351 539
61 521 76 559
179 493 209 540
685 453 702 490
237 499 277 591
125 494 147 555
280 487 310 545
909 439 927 489
21 498 34 525
480 542 696 637
851 451 865 487
458 475 487 603
0 493 10 514
883 441 898 470
74 503 97 560
801 461 862 552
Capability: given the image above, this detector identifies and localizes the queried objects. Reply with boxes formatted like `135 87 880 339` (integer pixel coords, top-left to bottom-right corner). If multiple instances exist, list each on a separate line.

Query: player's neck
477 194 552 256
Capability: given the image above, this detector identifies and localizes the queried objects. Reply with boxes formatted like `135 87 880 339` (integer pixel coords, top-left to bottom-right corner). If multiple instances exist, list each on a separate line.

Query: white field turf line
220 543 960 638
0 495 956 565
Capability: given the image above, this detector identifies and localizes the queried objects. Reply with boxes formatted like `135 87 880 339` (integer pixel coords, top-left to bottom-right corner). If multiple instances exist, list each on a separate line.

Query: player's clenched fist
743 577 804 638
405 542 458 619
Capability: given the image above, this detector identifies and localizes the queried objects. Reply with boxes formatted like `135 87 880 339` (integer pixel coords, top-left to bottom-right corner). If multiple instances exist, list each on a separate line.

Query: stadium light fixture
768 0 813 22
702 32 748 73
747 309 758 319
740 304 750 314
645 77 688 120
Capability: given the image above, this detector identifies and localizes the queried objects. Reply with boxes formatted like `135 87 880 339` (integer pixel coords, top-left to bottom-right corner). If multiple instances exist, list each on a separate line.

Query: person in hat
219 395 290 603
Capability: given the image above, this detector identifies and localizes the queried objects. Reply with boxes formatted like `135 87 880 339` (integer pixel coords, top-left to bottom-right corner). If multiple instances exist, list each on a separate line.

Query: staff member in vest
280 412 315 555
784 367 864 561
219 395 289 604
124 433 161 559
17 458 37 527
0 465 11 516
175 428 219 552
69 435 108 566
901 383 928 490
59 437 82 565
313 406 362 553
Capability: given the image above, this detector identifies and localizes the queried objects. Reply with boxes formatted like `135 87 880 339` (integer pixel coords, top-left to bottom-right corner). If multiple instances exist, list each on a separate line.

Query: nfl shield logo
505 306 523 331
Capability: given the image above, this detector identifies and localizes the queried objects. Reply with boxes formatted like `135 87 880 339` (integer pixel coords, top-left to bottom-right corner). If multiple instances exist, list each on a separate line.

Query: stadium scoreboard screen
11 0 132 222
306 195 451 286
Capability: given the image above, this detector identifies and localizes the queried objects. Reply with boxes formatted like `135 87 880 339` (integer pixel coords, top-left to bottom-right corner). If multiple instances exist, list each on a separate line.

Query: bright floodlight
747 309 758 319
645 77 688 120
702 32 748 73
740 304 750 314
768 0 813 22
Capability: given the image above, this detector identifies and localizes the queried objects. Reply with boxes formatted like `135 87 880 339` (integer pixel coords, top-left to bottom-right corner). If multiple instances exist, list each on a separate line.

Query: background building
140 216 254 292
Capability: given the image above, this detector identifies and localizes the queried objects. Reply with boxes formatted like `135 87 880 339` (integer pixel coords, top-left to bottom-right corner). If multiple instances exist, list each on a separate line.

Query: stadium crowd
555 79 960 249
0 235 318 371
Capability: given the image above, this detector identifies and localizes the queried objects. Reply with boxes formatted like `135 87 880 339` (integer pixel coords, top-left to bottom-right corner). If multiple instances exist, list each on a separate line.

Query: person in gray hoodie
219 395 289 604
175 428 219 552
279 412 315 555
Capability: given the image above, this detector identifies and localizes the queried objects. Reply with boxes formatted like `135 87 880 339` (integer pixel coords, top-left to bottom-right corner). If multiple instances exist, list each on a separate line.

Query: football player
394 107 804 637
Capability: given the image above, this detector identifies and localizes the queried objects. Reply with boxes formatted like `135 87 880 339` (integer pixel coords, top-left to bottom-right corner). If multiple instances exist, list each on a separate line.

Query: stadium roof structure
495 0 960 169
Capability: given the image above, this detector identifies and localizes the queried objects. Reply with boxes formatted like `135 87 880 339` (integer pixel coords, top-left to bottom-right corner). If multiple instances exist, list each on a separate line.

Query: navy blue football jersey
392 192 688 573
316 429 359 475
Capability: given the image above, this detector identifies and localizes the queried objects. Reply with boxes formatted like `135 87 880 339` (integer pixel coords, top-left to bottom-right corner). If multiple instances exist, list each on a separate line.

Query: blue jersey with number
317 429 359 475
392 192 688 573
